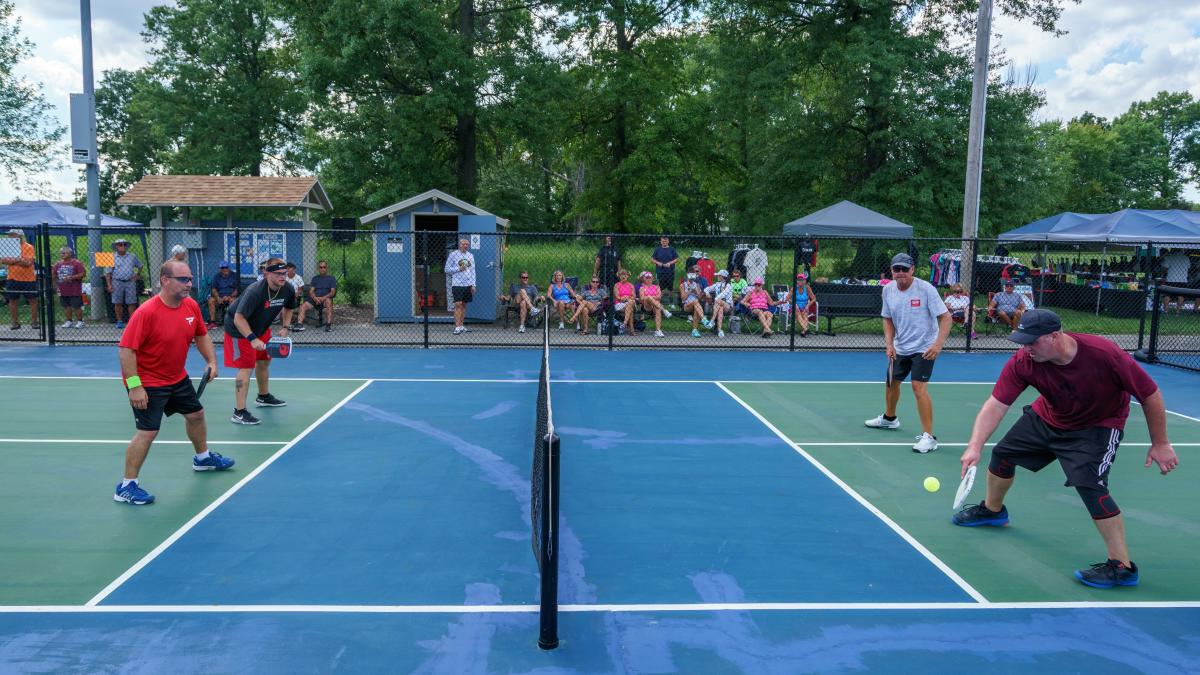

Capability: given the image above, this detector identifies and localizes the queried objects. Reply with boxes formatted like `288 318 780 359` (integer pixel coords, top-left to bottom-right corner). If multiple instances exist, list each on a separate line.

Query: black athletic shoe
231 408 260 425
951 501 1009 527
255 393 286 407
1075 559 1139 588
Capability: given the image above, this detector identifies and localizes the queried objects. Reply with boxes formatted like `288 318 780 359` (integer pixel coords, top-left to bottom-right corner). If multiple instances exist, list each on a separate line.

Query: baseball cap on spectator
715 269 728 278
112 238 130 247
753 278 764 285
6 229 23 237
285 262 296 269
640 271 653 279
219 260 230 268
1004 280 1015 287
890 253 914 269
1007 309 1061 345
170 244 187 255
795 272 808 279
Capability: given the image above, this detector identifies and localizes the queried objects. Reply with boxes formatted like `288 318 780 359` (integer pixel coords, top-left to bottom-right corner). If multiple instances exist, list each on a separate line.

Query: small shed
360 189 508 323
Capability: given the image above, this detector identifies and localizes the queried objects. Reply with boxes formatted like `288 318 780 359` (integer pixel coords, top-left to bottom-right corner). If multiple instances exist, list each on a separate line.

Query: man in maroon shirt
115 260 232 505
954 309 1179 588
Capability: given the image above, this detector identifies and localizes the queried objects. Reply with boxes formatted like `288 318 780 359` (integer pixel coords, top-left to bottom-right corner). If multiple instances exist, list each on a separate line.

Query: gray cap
890 252 914 268
1007 309 1061 345
6 228 23 237
715 269 728 278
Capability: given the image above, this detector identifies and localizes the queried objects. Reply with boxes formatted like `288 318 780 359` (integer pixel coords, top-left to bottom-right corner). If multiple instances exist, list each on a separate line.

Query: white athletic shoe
453 326 465 335
912 433 938 454
654 330 665 337
558 322 565 329
74 321 84 328
62 321 72 328
864 414 900 429
662 309 673 318
718 329 725 338
518 325 526 333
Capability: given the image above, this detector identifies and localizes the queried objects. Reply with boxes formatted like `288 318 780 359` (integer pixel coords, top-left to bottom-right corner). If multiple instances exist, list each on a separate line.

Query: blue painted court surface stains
104 381 969 606
4 344 1200 673
2 607 1199 673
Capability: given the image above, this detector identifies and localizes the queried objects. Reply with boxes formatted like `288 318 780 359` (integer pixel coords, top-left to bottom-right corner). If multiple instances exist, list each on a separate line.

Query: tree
0 0 64 191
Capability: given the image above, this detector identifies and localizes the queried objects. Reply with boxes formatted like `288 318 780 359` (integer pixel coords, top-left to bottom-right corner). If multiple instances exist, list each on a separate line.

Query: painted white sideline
3 600 1198 613
84 380 376 607
714 382 989 604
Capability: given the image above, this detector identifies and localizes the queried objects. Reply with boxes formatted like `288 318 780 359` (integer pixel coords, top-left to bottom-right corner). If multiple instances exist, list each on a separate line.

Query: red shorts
224 329 272 369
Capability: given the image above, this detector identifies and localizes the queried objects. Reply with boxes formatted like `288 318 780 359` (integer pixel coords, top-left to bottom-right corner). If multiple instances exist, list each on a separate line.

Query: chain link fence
1137 285 1200 372
3 225 1196 354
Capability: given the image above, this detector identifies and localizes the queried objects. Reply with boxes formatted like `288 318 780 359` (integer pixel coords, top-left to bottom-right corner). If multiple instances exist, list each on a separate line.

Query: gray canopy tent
782 200 914 238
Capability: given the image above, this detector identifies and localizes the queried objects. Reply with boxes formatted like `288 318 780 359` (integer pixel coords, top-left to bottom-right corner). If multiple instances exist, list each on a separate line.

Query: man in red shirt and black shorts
223 257 296 425
954 309 1179 588
115 260 232 505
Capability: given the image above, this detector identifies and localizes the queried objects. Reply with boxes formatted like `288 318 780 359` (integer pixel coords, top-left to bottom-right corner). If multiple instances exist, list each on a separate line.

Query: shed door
458 215 497 321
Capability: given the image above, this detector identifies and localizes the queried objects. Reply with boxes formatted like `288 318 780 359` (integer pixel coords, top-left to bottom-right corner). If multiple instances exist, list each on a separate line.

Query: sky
2 0 1199 206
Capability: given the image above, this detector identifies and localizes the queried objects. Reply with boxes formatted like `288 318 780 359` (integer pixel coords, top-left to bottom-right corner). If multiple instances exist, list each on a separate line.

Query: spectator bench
810 282 882 335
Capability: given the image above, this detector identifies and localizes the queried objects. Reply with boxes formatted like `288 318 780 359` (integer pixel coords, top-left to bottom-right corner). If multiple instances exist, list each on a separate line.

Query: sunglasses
170 276 193 284
520 275 529 279
891 265 912 272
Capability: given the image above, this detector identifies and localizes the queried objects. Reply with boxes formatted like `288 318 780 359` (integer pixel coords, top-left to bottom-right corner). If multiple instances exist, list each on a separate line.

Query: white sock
121 478 137 487
195 450 211 461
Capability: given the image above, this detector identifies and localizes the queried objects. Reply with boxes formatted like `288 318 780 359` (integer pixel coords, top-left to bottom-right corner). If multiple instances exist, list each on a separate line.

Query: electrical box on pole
70 93 97 164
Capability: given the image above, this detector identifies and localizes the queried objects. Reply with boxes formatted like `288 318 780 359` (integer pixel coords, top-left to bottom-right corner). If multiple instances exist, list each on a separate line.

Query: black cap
890 253 914 268
1007 309 1061 345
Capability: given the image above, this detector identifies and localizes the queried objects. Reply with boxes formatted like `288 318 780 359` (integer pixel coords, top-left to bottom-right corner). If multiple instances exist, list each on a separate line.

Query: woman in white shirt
942 283 976 338
703 269 734 337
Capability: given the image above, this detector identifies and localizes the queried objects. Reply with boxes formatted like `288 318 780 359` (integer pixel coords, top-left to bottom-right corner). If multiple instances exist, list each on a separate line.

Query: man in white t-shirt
444 238 476 335
284 263 305 328
865 252 952 453
1161 250 1192 314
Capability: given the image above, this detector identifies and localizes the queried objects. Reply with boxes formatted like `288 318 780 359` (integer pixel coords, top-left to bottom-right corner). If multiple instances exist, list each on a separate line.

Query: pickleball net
531 315 560 649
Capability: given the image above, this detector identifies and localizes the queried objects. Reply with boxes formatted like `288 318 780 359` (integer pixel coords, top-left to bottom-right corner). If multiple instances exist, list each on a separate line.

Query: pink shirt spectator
992 333 1158 431
746 288 771 310
614 281 635 301
640 283 660 298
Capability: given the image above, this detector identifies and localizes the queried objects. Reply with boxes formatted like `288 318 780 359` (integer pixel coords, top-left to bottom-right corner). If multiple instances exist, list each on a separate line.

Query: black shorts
992 406 1122 489
452 286 474 303
890 353 936 383
5 280 37 301
60 295 83 309
303 296 330 309
131 375 203 431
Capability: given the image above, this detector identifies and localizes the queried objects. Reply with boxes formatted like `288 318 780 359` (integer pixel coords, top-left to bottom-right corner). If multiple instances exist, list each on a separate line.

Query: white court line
0 439 289 445
714 382 989 604
84 380 376 607
3 601 1199 614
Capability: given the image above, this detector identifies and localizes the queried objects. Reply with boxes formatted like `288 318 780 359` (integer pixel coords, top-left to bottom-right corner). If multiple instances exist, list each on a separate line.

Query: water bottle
731 315 742 334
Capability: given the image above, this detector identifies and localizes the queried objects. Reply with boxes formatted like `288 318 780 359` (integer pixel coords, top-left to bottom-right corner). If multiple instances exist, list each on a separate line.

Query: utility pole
959 0 993 290
78 0 104 319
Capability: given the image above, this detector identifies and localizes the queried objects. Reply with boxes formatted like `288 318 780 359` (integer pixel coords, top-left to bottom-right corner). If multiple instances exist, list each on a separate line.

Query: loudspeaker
331 217 358 244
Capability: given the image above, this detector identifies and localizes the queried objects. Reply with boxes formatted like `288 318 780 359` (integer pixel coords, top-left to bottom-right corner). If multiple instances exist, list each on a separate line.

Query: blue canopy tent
1000 209 1200 244
0 200 146 258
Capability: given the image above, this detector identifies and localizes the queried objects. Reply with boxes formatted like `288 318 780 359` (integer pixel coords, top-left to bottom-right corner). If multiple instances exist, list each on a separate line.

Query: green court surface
726 382 1200 603
0 378 366 605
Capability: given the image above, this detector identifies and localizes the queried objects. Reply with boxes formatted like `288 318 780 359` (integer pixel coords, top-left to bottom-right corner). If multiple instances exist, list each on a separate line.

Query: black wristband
244 333 256 341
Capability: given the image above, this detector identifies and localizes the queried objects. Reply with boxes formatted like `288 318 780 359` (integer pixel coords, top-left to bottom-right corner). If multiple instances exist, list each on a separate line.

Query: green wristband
125 375 142 389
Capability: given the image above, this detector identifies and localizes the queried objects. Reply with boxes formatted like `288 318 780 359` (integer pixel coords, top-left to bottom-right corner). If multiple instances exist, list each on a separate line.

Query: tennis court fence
3 224 1196 355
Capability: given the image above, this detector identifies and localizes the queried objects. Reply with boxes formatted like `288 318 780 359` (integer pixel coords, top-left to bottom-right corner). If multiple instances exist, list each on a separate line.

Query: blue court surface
1 345 1198 673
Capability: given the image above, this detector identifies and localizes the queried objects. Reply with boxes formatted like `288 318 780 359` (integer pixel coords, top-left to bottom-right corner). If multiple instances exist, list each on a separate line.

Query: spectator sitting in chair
296 260 337 332
613 270 637 335
780 272 818 337
207 261 239 329
943 283 976 339
638 271 671 337
740 278 776 338
703 269 734 338
989 281 1026 329
284 262 304 296
679 267 711 337
571 276 608 335
506 271 541 333
729 269 749 312
547 270 576 330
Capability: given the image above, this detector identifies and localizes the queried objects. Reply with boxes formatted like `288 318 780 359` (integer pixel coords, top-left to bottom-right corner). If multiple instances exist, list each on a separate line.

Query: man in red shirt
955 309 1179 588
115 260 231 505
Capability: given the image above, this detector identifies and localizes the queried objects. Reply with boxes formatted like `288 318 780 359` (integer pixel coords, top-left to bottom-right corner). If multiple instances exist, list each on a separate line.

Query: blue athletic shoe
114 480 155 505
192 451 235 471
1075 559 1139 588
115 321 126 329
952 501 1009 527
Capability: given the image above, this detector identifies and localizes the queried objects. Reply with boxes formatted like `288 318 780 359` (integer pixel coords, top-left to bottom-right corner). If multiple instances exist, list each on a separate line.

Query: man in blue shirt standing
651 236 679 294
207 261 239 329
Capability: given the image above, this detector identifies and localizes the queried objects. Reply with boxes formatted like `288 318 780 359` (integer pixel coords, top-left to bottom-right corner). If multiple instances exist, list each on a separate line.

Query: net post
537 431 560 650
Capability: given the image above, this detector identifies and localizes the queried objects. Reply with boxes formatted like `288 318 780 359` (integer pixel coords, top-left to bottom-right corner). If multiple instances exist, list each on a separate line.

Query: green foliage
340 275 367 306
0 0 65 190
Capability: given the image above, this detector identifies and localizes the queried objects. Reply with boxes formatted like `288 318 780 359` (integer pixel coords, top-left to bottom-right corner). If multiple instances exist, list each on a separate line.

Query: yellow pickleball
923 476 940 493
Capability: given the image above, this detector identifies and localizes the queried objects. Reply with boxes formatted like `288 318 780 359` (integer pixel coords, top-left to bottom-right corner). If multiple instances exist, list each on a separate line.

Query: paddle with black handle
195 364 216 399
